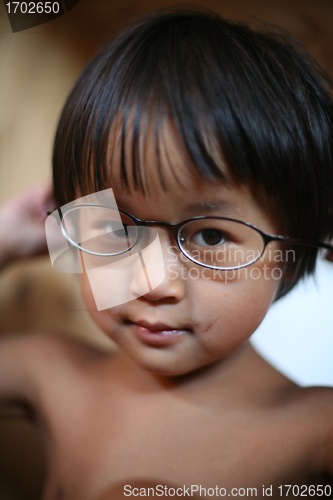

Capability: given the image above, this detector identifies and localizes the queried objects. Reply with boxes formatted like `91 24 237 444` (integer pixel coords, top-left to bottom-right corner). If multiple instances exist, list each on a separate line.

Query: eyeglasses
50 204 333 271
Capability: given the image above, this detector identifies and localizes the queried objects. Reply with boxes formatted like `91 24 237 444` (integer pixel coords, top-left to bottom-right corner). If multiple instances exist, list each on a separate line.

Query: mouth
125 319 191 347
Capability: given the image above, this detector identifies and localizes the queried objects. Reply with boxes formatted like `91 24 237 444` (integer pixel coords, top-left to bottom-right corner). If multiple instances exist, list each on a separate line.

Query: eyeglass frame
48 204 333 271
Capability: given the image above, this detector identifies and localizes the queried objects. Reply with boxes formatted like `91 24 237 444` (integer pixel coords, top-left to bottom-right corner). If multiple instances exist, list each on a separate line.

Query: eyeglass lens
179 218 264 269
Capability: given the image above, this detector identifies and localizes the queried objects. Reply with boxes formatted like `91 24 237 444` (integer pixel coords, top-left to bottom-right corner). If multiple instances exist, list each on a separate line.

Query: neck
115 341 254 400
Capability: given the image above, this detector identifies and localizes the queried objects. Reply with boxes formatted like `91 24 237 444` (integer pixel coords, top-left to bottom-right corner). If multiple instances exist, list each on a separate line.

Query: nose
129 228 185 303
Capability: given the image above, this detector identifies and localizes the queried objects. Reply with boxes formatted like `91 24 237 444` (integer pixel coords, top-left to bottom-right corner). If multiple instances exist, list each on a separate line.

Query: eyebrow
185 201 234 215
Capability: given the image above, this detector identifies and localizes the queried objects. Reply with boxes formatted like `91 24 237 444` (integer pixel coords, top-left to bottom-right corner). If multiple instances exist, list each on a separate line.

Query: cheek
188 269 281 350
80 273 117 338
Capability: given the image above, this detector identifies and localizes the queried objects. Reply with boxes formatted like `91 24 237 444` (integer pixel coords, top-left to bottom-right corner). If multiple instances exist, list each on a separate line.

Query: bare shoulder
296 385 333 476
0 331 111 370
271 378 333 478
247 347 333 477
0 333 114 413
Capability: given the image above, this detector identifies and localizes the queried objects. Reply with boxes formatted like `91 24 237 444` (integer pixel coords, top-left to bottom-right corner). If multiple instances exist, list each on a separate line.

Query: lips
125 319 190 347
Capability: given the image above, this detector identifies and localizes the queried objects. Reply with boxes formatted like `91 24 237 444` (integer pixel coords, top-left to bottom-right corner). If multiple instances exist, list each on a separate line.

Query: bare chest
41 395 317 500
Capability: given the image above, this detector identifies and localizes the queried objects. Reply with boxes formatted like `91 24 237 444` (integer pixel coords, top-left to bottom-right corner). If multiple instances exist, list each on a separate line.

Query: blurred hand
0 184 55 267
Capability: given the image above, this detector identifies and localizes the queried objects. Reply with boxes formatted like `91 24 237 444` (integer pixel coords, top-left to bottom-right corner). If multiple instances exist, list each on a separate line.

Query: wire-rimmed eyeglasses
48 204 333 271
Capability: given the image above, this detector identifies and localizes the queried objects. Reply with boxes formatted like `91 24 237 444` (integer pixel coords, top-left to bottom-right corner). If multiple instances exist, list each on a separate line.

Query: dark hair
52 8 333 298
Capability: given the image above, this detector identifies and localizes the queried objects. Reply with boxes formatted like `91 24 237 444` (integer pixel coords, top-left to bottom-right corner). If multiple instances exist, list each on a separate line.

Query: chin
129 349 218 378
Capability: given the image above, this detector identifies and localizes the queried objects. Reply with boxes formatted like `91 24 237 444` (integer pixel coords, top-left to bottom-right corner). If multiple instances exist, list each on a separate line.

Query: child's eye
191 228 230 247
102 223 135 240
83 220 138 254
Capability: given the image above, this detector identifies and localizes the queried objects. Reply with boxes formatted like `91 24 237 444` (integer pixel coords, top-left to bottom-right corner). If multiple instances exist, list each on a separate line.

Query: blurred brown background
0 1 332 499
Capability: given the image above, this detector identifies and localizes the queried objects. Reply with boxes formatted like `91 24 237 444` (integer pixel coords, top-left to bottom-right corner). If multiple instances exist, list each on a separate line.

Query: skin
0 129 333 499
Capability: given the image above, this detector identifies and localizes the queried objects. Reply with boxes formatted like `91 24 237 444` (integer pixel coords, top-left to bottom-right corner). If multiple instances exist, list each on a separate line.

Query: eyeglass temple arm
266 234 333 252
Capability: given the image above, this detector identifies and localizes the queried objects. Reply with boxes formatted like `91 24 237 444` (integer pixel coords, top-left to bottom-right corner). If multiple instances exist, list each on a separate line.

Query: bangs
52 42 233 203
103 100 231 196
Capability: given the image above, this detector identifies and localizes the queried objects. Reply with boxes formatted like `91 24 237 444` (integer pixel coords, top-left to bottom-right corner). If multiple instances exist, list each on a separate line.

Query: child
1 9 333 499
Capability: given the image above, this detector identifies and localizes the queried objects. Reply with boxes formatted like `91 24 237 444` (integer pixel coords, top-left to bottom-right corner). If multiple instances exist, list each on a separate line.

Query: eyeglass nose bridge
127 214 186 253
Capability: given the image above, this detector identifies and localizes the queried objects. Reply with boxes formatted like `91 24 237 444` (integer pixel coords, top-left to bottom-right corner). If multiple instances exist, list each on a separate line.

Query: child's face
80 127 284 376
